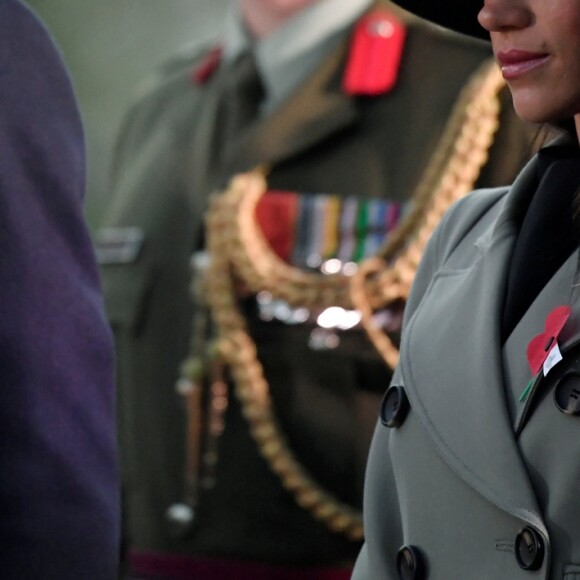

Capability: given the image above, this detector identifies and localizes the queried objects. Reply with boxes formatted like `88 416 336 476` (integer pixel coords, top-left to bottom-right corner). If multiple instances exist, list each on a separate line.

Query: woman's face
478 0 580 125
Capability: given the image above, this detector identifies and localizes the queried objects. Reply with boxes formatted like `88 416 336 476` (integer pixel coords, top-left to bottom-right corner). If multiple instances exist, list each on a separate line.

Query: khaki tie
219 50 265 176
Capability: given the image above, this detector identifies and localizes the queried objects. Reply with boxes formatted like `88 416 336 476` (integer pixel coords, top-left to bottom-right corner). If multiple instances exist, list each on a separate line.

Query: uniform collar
222 0 373 115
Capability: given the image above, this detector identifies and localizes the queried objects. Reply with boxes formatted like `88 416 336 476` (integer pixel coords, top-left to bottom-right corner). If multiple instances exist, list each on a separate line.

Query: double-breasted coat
353 135 580 579
99 0 534 573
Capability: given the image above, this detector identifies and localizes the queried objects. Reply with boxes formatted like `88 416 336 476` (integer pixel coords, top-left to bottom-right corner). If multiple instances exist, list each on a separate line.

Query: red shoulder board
192 46 223 85
343 9 406 96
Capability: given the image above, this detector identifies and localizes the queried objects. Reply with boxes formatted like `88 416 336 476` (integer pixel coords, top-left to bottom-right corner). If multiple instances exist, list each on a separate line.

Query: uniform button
396 545 425 580
554 371 580 415
165 503 196 538
380 386 410 428
515 527 544 571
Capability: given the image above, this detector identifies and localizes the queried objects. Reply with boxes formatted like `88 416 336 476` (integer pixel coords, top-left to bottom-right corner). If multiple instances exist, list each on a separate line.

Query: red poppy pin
526 305 572 375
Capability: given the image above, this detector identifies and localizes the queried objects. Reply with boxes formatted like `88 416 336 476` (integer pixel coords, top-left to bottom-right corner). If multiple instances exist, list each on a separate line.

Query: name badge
95 227 144 265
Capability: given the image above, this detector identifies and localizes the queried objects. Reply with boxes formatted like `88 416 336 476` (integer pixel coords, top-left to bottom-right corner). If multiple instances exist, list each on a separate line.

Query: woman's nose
478 0 532 32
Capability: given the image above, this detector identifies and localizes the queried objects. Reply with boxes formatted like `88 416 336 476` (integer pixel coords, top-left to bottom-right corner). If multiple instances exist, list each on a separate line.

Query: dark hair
556 118 577 135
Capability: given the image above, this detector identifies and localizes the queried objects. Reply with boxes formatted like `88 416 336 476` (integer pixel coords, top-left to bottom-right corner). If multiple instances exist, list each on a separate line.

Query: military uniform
99 0 534 577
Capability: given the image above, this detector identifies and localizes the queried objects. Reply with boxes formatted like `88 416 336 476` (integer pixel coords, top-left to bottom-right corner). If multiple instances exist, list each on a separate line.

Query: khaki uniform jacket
99 1 533 568
353 136 580 579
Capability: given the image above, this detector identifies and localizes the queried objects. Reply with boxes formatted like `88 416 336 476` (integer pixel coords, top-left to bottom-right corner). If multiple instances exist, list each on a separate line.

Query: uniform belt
129 550 353 580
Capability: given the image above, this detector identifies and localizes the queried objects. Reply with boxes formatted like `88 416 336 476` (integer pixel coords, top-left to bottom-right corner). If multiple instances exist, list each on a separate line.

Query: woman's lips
496 50 550 80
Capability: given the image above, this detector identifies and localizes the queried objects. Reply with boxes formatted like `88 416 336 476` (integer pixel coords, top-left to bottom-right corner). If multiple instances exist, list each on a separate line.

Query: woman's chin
512 92 580 127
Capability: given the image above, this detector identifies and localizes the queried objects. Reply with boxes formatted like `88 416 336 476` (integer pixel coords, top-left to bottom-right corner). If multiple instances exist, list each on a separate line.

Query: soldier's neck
239 0 320 39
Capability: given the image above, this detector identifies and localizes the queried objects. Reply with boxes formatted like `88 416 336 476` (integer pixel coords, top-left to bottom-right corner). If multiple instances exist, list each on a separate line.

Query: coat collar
222 0 373 115
475 133 579 255
472 155 538 255
494 133 579 233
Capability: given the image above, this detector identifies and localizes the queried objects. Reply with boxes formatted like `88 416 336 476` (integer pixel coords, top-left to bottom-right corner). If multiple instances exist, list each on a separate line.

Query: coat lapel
224 43 359 175
400 154 549 535
503 249 579 431
187 63 233 217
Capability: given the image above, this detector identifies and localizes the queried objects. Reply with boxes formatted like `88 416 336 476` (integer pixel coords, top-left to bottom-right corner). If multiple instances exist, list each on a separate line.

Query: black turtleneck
502 140 580 342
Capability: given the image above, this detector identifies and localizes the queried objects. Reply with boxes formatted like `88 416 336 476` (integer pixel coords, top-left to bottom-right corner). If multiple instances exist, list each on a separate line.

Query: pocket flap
100 262 153 333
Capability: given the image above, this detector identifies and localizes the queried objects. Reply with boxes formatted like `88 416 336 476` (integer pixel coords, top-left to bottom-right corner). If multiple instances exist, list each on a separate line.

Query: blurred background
27 0 229 226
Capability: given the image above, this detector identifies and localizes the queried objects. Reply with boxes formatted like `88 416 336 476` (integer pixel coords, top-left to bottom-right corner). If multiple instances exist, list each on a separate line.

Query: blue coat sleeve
0 1 119 578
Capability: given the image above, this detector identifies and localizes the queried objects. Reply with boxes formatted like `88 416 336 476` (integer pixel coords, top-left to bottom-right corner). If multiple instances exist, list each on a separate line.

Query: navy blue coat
0 1 119 577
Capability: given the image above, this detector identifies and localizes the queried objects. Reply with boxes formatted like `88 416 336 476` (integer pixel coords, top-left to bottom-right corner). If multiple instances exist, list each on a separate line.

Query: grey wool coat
353 136 580 580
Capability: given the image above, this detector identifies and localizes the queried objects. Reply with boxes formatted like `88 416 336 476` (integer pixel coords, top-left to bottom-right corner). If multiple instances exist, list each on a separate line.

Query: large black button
554 371 580 415
515 527 544 571
381 386 410 428
397 545 425 580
